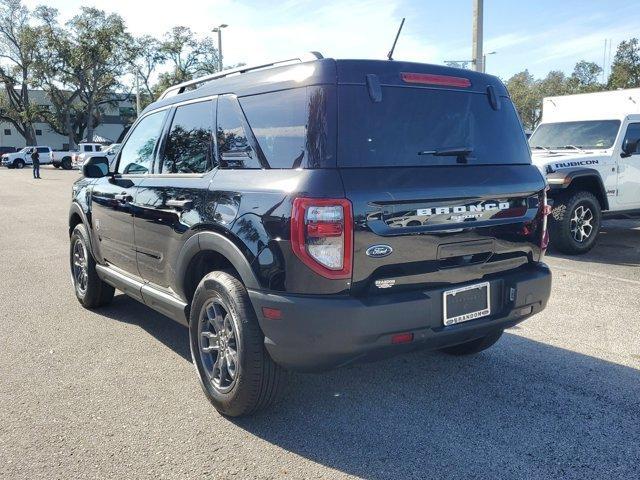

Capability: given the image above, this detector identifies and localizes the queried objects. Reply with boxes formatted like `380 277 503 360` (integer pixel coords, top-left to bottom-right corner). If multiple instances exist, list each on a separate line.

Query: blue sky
25 0 640 80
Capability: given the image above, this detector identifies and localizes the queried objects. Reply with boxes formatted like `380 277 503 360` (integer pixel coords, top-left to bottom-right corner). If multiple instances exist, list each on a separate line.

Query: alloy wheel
198 299 240 393
570 204 594 243
72 238 89 294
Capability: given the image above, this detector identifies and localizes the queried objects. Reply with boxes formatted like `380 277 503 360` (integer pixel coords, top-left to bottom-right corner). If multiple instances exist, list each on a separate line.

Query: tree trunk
65 110 75 150
23 125 36 146
86 93 95 143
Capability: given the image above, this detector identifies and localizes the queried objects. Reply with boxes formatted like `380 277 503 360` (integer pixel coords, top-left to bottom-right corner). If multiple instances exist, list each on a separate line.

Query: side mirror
82 156 110 178
621 138 639 157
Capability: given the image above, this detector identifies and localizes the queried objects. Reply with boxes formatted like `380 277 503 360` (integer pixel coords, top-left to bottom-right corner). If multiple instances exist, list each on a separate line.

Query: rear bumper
249 263 552 371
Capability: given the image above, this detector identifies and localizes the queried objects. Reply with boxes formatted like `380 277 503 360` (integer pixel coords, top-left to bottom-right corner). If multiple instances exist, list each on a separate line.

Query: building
0 89 135 150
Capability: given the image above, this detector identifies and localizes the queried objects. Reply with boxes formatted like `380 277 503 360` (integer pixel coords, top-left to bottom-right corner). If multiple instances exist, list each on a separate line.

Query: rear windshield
337 85 530 167
529 120 621 150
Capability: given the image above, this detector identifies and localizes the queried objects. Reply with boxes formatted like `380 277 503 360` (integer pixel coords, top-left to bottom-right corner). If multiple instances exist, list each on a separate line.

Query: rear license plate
443 282 490 326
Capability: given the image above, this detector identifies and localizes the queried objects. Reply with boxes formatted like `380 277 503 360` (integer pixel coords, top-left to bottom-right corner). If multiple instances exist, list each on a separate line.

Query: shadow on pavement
548 219 640 267
95 293 640 479
98 293 191 362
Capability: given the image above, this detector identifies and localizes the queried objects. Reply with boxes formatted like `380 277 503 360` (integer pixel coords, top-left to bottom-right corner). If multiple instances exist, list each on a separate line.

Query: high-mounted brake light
400 72 471 88
291 198 353 279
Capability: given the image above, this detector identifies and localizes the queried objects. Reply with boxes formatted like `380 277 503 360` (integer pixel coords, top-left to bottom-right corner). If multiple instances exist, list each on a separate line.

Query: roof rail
159 51 324 100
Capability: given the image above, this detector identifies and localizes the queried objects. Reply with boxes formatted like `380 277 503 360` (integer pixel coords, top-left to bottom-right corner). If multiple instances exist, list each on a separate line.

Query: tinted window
36 147 48 153
117 110 167 174
216 96 260 169
530 120 621 150
240 89 306 168
338 86 530 167
623 123 640 155
162 101 214 174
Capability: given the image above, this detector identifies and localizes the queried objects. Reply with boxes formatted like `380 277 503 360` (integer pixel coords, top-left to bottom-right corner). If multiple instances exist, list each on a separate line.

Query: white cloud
28 0 438 66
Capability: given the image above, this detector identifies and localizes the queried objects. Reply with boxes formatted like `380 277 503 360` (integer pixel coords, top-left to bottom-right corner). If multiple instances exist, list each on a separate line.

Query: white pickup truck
72 143 120 170
530 88 640 254
1 143 102 170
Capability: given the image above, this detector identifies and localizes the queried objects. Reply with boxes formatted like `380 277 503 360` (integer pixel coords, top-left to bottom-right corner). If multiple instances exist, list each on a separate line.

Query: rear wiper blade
418 147 474 157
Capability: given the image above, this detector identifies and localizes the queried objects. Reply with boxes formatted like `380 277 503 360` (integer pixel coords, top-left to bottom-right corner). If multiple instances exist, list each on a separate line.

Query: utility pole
472 0 483 72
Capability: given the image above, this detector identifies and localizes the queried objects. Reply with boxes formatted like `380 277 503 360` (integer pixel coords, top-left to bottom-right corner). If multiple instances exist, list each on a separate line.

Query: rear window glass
240 89 307 168
217 95 261 169
337 85 530 167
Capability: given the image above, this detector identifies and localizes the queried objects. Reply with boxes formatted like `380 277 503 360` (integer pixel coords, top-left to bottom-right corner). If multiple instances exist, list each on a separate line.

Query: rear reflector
400 72 471 88
391 332 414 344
262 307 282 320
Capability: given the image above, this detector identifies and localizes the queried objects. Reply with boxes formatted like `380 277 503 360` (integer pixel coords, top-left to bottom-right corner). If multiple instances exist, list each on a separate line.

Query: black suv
69 53 552 416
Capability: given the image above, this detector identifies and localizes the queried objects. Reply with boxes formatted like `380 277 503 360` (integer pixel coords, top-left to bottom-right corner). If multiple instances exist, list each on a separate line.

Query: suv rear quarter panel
208 168 350 295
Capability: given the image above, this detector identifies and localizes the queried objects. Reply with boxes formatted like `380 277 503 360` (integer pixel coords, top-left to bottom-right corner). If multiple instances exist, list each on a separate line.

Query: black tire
189 271 286 417
441 329 504 355
549 190 601 255
15 159 25 169
61 157 72 170
53 163 60 168
70 224 115 308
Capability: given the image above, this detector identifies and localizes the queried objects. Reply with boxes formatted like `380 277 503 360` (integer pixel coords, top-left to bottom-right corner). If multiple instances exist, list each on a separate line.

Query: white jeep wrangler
530 88 640 254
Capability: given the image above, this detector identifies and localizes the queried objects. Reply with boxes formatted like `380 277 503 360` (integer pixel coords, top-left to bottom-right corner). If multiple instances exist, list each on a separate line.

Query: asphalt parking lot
0 167 639 480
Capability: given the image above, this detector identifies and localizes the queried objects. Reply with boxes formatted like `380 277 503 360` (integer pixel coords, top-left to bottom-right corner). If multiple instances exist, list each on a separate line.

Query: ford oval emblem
366 244 393 258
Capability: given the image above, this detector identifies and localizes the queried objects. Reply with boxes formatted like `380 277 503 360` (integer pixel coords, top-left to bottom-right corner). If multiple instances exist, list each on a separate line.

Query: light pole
212 24 228 72
483 51 496 73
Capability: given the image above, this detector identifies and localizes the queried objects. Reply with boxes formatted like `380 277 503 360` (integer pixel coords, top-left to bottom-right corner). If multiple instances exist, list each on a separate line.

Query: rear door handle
114 193 133 203
166 198 193 210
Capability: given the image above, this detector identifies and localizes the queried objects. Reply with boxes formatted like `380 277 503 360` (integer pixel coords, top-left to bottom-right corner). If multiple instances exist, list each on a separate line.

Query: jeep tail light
291 198 353 279
400 72 471 88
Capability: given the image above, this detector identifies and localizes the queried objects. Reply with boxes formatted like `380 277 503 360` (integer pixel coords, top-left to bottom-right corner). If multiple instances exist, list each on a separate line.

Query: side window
161 100 214 174
239 88 307 168
37 147 48 153
623 123 640 155
117 110 167 174
216 95 261 169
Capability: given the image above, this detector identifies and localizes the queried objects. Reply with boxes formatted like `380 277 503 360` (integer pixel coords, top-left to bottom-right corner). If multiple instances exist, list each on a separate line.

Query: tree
538 70 570 99
32 6 84 148
505 70 540 130
153 26 221 98
0 0 39 145
124 34 166 110
568 60 604 93
608 38 640 89
67 7 129 142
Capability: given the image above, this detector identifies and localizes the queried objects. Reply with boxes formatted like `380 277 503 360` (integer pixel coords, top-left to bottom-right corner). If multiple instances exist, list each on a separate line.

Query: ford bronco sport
69 53 552 417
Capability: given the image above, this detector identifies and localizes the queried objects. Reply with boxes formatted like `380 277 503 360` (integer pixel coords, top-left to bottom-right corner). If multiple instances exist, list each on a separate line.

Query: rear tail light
400 72 471 88
291 198 353 279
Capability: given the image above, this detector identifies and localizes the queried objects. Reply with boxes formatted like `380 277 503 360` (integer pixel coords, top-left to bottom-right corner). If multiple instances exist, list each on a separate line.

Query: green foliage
506 62 606 130
0 0 39 144
608 38 640 89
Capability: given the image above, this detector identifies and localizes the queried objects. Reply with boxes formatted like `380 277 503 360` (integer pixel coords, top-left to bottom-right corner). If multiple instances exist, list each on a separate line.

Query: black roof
143 58 508 115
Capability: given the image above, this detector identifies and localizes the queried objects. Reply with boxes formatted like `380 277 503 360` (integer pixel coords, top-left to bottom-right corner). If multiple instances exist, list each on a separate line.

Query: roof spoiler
159 51 324 100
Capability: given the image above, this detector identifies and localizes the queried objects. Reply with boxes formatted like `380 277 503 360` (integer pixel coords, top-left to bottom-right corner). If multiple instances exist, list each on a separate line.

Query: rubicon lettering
417 202 510 216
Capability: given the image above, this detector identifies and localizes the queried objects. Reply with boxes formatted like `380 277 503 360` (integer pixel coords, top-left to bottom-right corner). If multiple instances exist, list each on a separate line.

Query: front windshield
530 120 621 150
19 147 29 153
